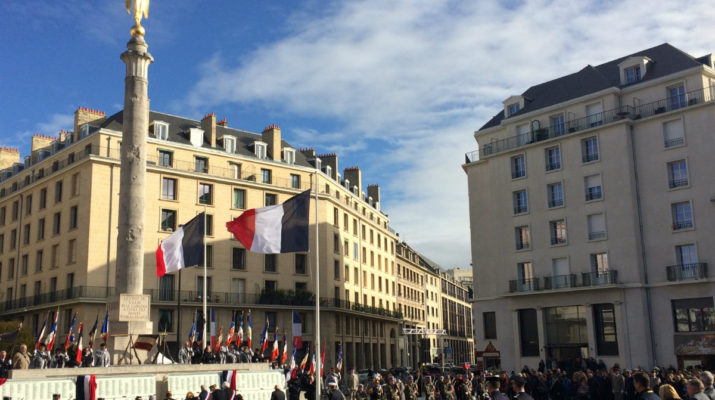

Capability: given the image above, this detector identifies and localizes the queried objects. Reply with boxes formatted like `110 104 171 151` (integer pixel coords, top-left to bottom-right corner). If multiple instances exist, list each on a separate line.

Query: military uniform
404 382 418 400
368 381 383 400
178 345 193 364
383 383 400 400
424 382 436 400
30 349 51 369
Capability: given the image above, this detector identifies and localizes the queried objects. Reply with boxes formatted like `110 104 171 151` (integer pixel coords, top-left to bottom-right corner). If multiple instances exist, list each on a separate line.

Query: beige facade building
464 44 715 371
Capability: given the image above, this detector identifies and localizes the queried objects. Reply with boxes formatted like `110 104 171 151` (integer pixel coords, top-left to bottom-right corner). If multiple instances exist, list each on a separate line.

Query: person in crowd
612 367 626 400
94 343 110 367
82 347 94 367
0 351 11 378
328 380 345 400
511 376 534 400
687 378 709 400
368 375 383 400
348 368 360 400
700 371 715 400
356 384 368 400
271 384 286 400
164 390 175 400
288 375 302 400
30 342 51 369
227 344 238 364
185 392 195 399
486 378 508 400
178 341 193 364
659 384 681 400
423 376 435 400
633 371 659 400
12 343 31 369
404 376 417 400
201 345 215 364
218 343 228 364
305 374 317 400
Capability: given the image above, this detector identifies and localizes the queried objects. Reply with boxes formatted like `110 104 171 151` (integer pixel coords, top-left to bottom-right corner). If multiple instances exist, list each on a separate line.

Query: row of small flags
33 309 109 353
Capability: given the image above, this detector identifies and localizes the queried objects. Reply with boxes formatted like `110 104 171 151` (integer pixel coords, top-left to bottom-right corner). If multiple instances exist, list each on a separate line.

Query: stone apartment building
0 107 401 369
464 43 715 371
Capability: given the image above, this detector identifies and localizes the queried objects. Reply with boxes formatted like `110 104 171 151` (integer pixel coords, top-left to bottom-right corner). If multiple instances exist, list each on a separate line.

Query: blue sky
2 1 715 268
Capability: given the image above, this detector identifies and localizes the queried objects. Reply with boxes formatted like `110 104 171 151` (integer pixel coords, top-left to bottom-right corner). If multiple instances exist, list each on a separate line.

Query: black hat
511 376 526 387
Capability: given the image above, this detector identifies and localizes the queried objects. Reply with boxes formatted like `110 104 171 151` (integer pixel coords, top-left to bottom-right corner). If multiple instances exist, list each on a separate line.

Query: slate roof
479 43 708 131
101 110 314 168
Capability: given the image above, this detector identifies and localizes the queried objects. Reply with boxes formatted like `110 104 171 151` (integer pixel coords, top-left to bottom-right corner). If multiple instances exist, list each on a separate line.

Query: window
37 218 45 241
8 259 14 280
23 224 30 245
513 190 528 214
518 309 539 357
265 254 277 272
39 189 47 209
254 142 267 159
232 189 246 209
265 281 277 293
21 254 28 276
55 181 63 203
545 147 561 171
353 243 358 260
228 247 246 270
158 309 173 332
52 213 61 235
676 244 698 266
0 234 4 254
67 239 77 264
669 84 686 110
205 245 213 268
516 262 533 291
9 229 16 250
587 213 606 240
483 312 497 339
547 182 564 208
284 148 296 164
0 207 5 225
205 214 213 236
264 193 277 206
153 121 169 140
511 155 526 179
198 183 213 205
515 226 530 250
344 239 349 257
194 157 208 173
295 254 307 275
671 201 693 230
672 297 715 332
334 260 340 280
290 174 301 189
507 103 520 116
158 150 173 167
590 252 609 275
586 103 603 127
230 163 241 179
11 201 18 221
295 282 307 292
160 209 177 232
585 175 603 201
71 173 80 196
625 65 641 83
663 119 686 149
159 275 175 301
581 137 599 163
197 276 212 299
51 245 59 268
549 219 567 245
35 250 43 273
550 115 565 136
668 160 688 188
69 206 78 229
333 234 340 254
261 169 272 184
161 178 177 200
25 195 32 215
224 136 236 153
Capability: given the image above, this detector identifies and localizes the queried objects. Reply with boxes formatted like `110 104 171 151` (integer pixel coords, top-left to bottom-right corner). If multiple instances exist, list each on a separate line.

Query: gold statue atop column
125 0 150 37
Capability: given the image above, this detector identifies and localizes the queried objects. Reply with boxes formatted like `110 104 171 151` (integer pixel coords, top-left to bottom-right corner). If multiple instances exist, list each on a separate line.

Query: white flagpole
313 172 321 400
202 207 208 352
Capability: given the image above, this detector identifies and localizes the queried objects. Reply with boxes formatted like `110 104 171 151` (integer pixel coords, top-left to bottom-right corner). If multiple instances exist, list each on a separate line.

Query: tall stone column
109 34 154 363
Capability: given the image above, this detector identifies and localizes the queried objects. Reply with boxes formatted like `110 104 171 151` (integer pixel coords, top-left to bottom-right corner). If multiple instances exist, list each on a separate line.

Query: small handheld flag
246 310 253 350
34 312 48 350
45 309 60 351
189 310 197 345
237 311 244 346
87 315 99 349
292 310 302 349
320 342 326 377
101 310 109 344
64 312 77 352
75 322 84 364
259 318 270 355
226 313 236 347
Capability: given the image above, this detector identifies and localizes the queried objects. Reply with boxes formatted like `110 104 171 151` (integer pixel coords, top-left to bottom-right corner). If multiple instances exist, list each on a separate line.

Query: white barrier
168 370 285 400
0 377 75 400
96 374 156 399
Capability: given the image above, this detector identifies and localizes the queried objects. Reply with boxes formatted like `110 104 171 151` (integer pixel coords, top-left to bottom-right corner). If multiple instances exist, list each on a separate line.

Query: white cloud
11 113 74 154
182 0 715 267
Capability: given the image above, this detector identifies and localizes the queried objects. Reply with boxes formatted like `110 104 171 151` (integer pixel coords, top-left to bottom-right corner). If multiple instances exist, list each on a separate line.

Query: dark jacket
271 389 287 400
488 390 509 400
514 392 535 400
635 390 659 400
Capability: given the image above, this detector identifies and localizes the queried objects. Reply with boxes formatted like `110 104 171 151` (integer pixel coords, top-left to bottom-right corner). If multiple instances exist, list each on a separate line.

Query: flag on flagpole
320 342 326 377
221 370 238 400
281 332 288 365
45 309 60 351
65 312 77 352
189 310 197 345
259 318 270 355
289 346 298 378
292 310 302 349
156 213 205 276
226 190 310 254
35 313 48 350
237 311 244 346
226 313 236 347
214 326 223 354
299 350 310 373
87 315 99 349
336 342 343 373
308 350 316 375
75 322 84 365
210 308 217 351
246 310 253 350
100 310 109 344
270 329 279 361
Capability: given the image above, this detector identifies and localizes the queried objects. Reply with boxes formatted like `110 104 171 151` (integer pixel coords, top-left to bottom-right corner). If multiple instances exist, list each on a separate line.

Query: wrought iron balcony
464 85 715 163
672 221 693 231
513 205 528 215
582 153 599 163
664 137 685 148
588 231 606 240
666 263 708 281
548 199 564 208
669 178 689 189
2 286 113 311
582 270 618 286
509 278 541 293
543 274 577 290
585 187 602 201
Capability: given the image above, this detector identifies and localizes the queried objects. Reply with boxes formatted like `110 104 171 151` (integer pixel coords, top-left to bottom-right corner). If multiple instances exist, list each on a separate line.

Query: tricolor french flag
76 375 97 400
156 213 205 277
226 190 310 254
281 332 288 365
45 310 60 351
270 329 279 362
292 310 302 349
221 370 238 399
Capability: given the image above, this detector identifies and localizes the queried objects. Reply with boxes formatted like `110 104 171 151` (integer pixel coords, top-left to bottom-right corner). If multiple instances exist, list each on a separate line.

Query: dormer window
508 103 520 116
79 124 90 139
154 121 169 140
254 141 267 159
314 158 322 171
283 148 296 164
189 128 205 147
324 165 332 178
625 66 641 83
224 136 236 153
503 95 525 118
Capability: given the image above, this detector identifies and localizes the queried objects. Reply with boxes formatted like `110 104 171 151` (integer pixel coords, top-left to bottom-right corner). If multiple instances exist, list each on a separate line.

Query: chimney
59 130 69 143
201 112 217 148
0 147 21 171
343 166 362 194
318 153 338 180
299 147 315 158
367 184 381 210
217 118 228 127
73 107 106 142
31 134 57 163
262 124 281 161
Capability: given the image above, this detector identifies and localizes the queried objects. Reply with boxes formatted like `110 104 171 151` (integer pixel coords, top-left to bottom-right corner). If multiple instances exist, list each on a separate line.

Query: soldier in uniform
404 376 418 400
457 375 472 400
93 343 111 367
227 343 239 363
218 343 229 364
443 376 456 400
424 376 436 400
356 384 368 400
178 341 193 364
368 376 383 400
31 343 51 369
383 376 400 400
437 376 447 400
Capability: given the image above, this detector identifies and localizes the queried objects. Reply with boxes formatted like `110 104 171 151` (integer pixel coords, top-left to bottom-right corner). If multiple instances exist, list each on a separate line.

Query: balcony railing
582 153 599 163
582 270 618 286
509 278 541 293
672 221 694 231
664 137 685 148
464 85 715 162
548 199 564 208
543 274 577 290
513 205 528 214
669 178 689 189
585 187 602 201
588 231 606 240
666 263 708 281
2 286 113 311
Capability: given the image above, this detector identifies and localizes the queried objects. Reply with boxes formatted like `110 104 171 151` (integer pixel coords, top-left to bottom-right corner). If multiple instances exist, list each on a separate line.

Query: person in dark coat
198 385 209 400
486 379 508 400
271 385 286 400
633 372 659 400
201 346 215 364
328 380 346 400
305 376 317 400
288 376 301 400
511 376 535 400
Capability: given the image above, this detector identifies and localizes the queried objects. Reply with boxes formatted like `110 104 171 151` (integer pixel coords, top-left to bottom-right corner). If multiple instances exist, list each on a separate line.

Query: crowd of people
0 341 110 376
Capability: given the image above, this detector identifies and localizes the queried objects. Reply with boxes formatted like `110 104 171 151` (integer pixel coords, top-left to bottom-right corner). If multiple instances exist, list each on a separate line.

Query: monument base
109 293 153 364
